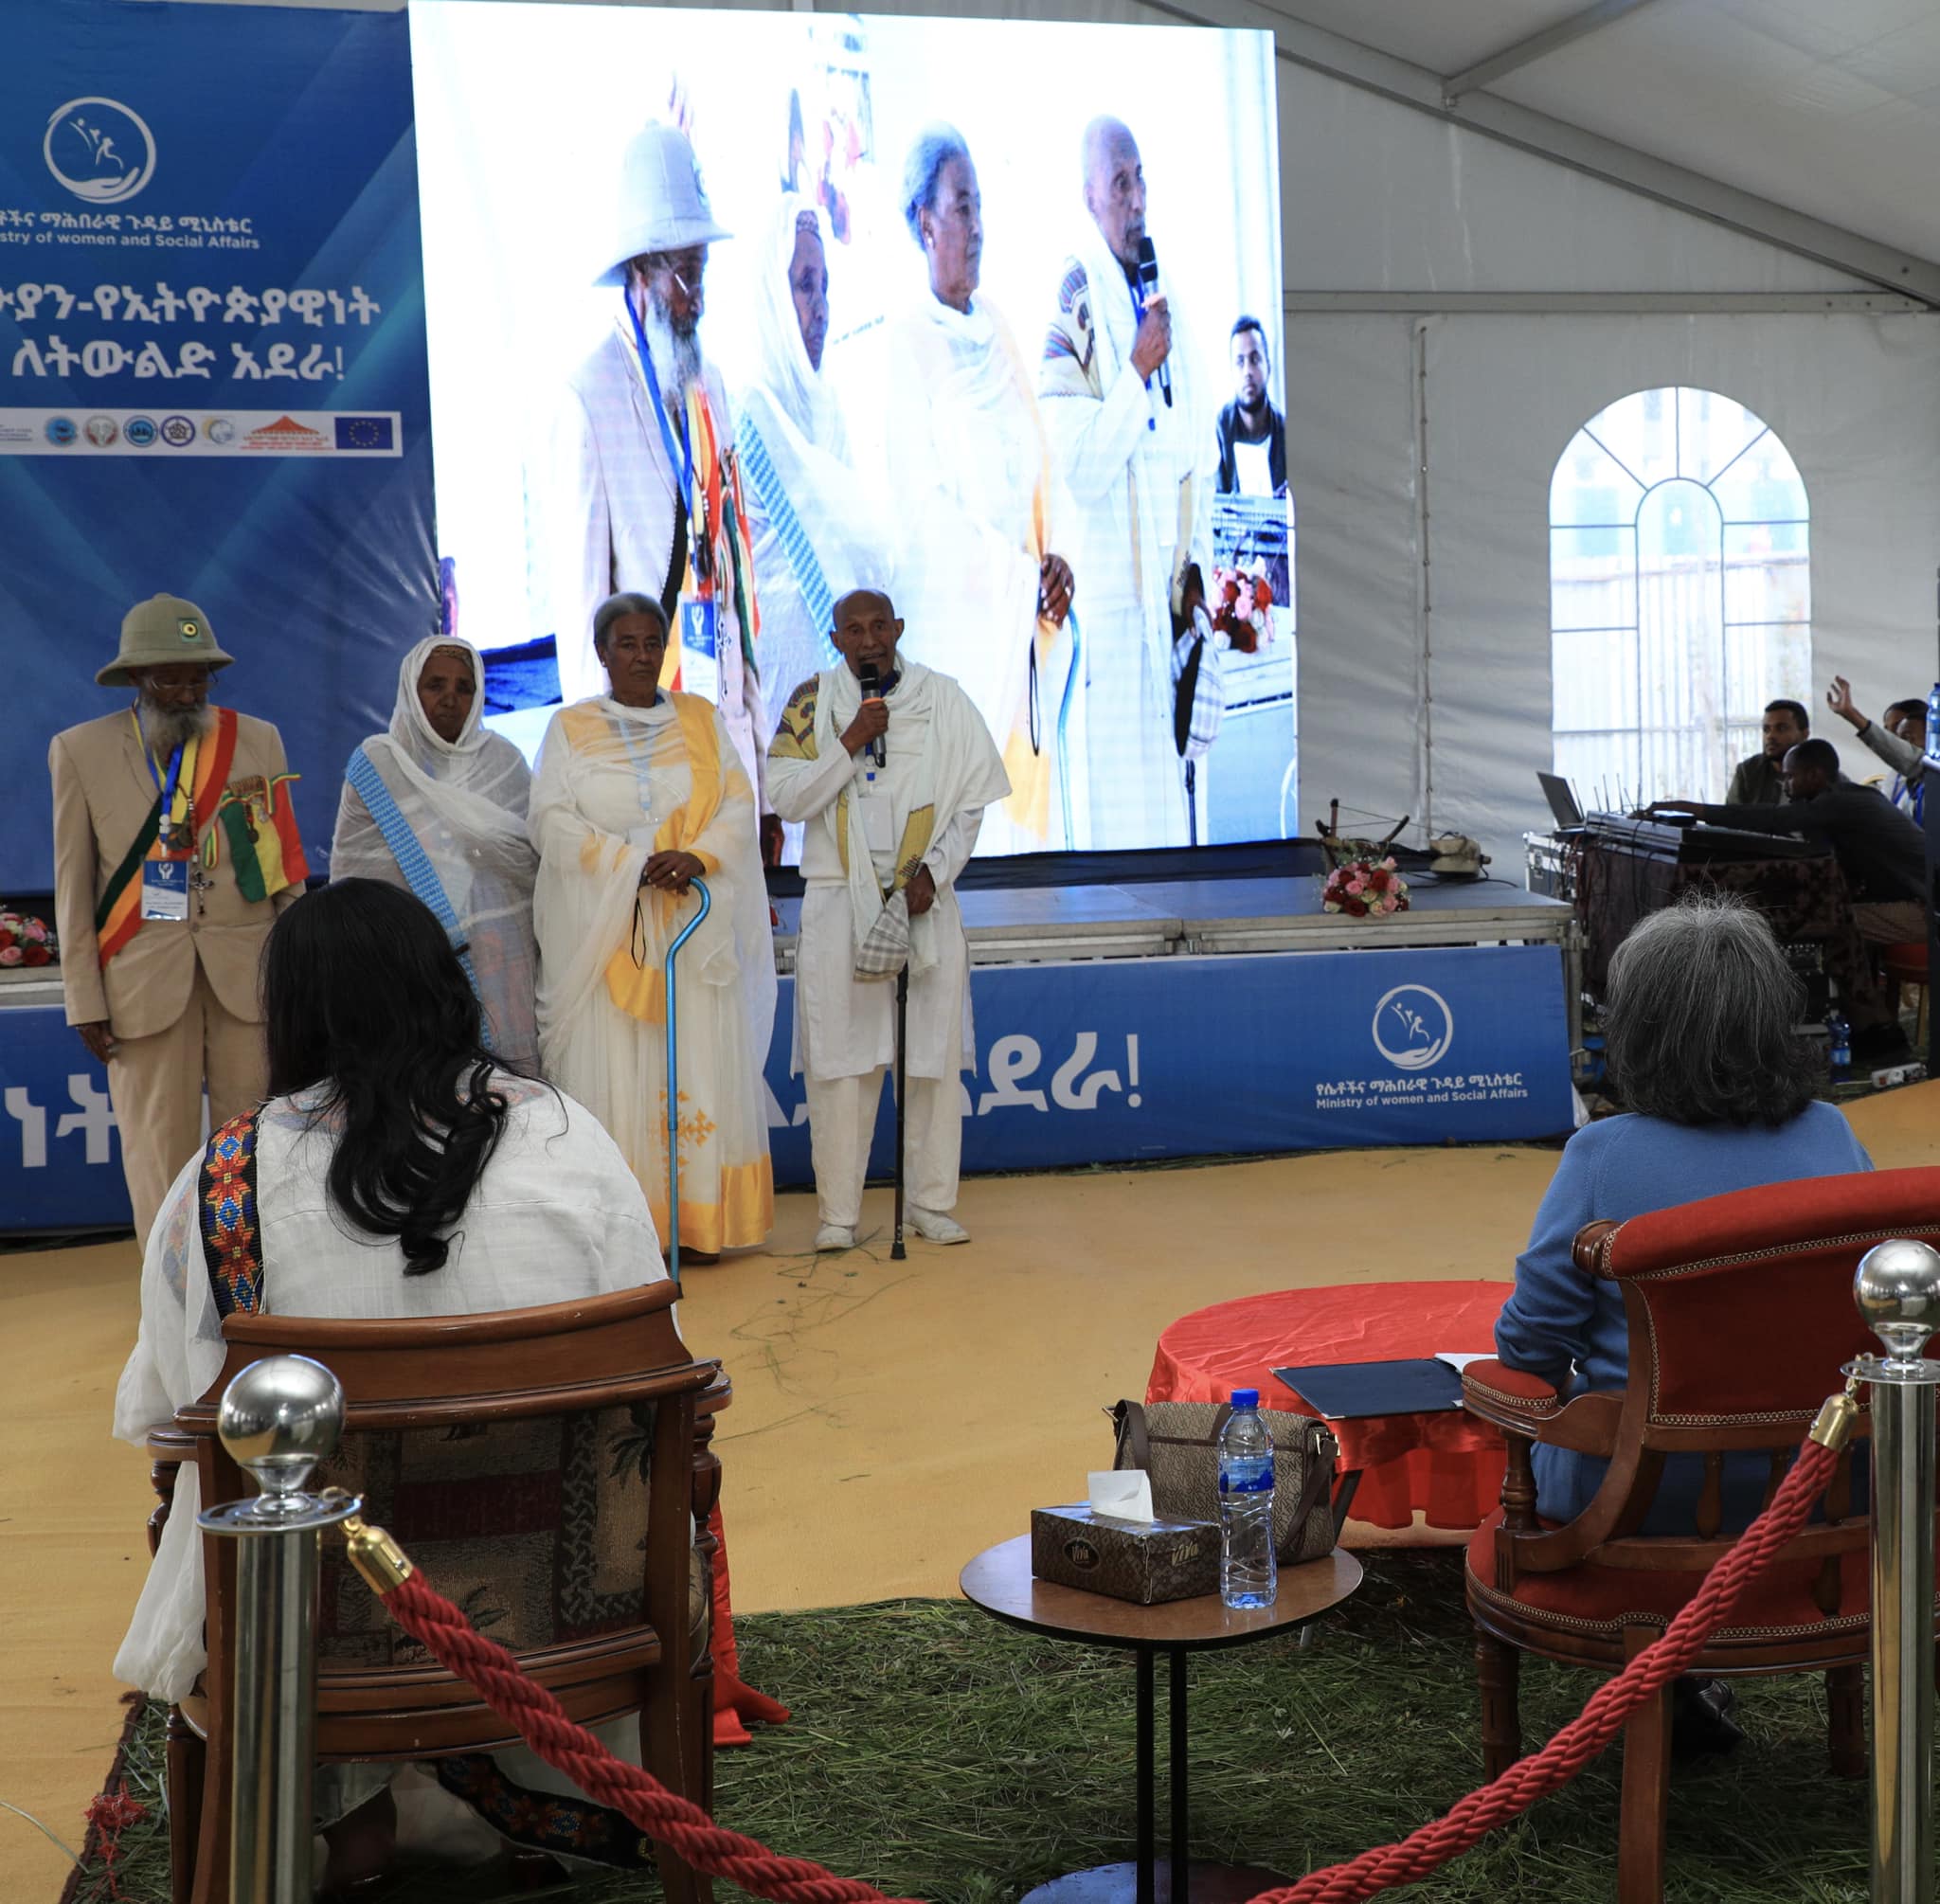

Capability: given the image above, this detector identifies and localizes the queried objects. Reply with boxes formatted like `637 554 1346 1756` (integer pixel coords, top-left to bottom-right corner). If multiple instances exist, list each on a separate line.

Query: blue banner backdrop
4 944 1570 1231
761 944 1573 1184
1 0 433 892
1 1002 128 1230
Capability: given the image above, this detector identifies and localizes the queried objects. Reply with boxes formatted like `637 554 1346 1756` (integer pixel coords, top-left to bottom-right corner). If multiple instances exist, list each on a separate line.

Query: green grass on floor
64 1553 1881 1904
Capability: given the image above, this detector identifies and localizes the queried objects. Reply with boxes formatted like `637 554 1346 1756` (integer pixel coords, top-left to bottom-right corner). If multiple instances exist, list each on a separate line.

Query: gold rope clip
1809 1374 1864 1451
340 1510 415 1594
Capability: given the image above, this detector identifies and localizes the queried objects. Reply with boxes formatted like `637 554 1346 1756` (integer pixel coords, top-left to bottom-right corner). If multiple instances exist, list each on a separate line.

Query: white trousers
804 1067 961 1228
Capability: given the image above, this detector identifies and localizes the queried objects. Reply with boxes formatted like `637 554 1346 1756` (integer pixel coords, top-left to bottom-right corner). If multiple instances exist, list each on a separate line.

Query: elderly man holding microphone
768 586 1010 1250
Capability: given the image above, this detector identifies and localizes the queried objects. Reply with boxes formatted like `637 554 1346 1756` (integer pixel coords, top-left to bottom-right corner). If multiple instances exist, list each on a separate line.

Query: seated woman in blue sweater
1497 893 1872 1531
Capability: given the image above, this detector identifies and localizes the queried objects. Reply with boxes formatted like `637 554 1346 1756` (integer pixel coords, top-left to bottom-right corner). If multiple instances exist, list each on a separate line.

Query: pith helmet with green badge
96 593 236 686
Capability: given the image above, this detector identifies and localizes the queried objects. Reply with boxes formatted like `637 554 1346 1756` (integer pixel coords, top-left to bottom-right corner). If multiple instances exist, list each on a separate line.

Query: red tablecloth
1146 1280 1511 1533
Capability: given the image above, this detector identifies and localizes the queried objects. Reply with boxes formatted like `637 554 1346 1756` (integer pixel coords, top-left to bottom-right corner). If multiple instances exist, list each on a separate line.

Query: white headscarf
329 635 542 1067
737 194 888 738
372 635 534 833
751 193 846 458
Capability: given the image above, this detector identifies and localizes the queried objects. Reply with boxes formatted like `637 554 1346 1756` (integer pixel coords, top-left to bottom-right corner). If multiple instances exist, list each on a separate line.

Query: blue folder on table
1270 1358 1465 1420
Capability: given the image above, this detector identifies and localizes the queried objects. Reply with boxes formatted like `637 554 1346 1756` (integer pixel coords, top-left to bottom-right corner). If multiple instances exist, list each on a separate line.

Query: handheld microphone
858 662 886 767
1135 236 1172 409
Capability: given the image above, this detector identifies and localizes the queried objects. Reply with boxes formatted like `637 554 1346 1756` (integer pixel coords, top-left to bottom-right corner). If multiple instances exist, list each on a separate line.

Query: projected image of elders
409 3 1288 855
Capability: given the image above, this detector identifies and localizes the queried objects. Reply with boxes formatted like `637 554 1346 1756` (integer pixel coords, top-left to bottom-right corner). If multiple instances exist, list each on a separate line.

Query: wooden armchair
1463 1164 1940 1904
144 1281 726 1904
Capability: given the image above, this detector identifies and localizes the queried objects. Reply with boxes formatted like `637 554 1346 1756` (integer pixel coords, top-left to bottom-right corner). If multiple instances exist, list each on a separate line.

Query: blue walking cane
664 876 711 1290
1056 608 1083 851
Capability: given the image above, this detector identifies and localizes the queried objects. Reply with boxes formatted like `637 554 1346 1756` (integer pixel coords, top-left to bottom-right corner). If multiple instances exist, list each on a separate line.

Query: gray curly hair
1604 893 1821 1127
591 592 668 656
900 123 971 245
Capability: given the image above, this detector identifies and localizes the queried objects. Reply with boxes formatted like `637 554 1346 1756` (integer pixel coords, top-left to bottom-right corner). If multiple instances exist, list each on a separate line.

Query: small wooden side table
960 1536 1362 1904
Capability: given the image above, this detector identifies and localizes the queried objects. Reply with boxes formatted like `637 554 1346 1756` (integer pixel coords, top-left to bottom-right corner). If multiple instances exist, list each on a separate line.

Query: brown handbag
1110 1399 1340 1563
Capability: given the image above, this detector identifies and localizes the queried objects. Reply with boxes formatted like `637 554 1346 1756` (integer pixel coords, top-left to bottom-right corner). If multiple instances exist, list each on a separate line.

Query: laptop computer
1537 771 1585 830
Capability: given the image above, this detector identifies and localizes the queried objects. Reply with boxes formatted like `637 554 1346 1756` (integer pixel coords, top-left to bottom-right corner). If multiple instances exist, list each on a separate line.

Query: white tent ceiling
204 0 1940 294
1247 0 1940 286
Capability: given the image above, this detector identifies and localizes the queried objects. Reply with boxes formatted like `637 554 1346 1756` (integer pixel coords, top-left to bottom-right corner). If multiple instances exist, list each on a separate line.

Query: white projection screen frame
410 2 1290 854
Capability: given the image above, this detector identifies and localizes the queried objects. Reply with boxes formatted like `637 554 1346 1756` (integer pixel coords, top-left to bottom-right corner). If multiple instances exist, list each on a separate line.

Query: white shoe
814 1223 856 1252
908 1206 969 1245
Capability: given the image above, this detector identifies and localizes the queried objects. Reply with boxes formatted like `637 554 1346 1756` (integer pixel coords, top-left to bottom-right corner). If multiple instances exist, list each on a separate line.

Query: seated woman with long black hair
112 878 666 1889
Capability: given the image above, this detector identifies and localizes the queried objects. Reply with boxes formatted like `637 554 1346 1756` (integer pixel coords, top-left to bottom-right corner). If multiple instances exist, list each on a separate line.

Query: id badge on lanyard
624 292 725 707
859 774 895 854
679 598 718 703
141 857 190 922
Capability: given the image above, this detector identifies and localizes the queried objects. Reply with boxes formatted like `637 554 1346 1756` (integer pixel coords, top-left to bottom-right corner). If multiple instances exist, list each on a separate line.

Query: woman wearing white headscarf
329 636 540 1069
735 192 880 741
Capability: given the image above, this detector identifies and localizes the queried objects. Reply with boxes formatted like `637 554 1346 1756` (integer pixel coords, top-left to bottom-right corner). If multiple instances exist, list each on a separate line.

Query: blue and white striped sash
343 743 494 1047
736 416 838 672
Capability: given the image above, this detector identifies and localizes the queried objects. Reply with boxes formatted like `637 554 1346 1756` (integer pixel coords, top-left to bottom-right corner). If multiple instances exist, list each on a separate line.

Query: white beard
643 296 703 408
136 697 214 758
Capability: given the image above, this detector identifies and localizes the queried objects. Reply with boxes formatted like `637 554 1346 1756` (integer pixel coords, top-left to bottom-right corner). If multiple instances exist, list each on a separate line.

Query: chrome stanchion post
197 1355 361 1904
1854 1239 1940 1904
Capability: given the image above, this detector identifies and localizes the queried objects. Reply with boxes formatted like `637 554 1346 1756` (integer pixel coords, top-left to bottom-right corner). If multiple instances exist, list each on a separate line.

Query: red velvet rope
374 1433 1838 1904
1259 1434 1840 1904
380 1572 922 1904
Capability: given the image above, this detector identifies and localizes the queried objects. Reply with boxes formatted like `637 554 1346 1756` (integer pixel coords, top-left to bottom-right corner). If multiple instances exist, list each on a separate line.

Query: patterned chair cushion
313 1402 661 1668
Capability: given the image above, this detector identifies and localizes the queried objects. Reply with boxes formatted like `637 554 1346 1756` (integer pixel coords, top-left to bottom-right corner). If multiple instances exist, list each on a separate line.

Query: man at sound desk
1649 737 1927 1064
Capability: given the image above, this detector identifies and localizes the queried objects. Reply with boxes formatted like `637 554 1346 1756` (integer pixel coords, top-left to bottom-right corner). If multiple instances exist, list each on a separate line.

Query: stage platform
1 865 1581 1228
772 873 1578 968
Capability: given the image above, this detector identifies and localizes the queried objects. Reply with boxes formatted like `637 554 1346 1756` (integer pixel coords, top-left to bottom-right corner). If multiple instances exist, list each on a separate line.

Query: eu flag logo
333 415 395 452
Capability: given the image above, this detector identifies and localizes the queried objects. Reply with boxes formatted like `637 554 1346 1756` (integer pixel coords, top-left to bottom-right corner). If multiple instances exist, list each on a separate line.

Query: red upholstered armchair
1462 1164 1940 1904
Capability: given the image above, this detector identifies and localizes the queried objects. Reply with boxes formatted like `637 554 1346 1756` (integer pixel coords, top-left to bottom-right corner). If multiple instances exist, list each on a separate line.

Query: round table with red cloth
1146 1280 1512 1533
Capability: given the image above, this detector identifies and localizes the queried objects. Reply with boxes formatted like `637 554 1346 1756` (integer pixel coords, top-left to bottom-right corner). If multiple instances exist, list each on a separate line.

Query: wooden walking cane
891 962 908 1261
664 877 712 1292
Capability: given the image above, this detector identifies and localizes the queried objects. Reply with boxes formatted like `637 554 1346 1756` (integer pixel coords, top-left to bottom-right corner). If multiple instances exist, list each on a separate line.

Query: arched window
1550 387 1809 807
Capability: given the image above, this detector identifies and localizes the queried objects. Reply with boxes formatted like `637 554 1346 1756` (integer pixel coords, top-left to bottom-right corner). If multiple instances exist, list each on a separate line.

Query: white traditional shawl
771 662 1011 976
330 635 540 1067
527 693 776 1074
750 193 848 457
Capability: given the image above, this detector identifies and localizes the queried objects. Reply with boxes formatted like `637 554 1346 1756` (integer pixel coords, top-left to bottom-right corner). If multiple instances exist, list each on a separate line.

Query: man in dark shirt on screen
1214 317 1285 499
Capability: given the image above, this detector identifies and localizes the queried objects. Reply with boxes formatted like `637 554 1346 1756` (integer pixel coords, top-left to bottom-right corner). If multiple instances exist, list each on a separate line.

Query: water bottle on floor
1826 1009 1851 1084
1217 1389 1277 1609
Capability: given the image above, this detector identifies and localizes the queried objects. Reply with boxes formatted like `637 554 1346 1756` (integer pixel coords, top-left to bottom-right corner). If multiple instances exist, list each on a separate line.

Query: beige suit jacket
49 707 303 1038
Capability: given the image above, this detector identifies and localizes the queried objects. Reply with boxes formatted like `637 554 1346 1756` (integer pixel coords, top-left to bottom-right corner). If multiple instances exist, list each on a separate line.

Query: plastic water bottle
1217 1389 1277 1609
1925 681 1940 763
1826 1009 1851 1083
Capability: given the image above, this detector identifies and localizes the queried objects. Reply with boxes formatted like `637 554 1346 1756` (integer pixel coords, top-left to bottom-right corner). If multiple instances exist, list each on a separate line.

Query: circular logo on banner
203 416 234 445
84 415 118 447
159 415 195 447
44 98 155 205
44 417 77 446
124 415 157 447
1372 985 1454 1072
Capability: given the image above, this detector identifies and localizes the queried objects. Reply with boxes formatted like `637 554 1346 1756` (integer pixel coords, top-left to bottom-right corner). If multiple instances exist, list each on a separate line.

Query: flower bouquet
1211 561 1274 655
0 907 56 971
1321 857 1410 919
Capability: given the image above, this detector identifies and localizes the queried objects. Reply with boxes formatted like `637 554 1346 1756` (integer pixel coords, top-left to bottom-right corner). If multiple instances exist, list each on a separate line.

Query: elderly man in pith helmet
48 594 309 1245
546 121 776 855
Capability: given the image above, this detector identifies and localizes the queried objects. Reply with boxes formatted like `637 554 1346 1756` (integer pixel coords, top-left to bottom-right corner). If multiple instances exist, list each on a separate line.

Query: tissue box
1031 1503 1220 1606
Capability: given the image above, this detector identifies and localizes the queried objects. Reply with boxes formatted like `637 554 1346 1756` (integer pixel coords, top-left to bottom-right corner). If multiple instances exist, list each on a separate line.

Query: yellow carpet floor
6 1080 1936 1898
